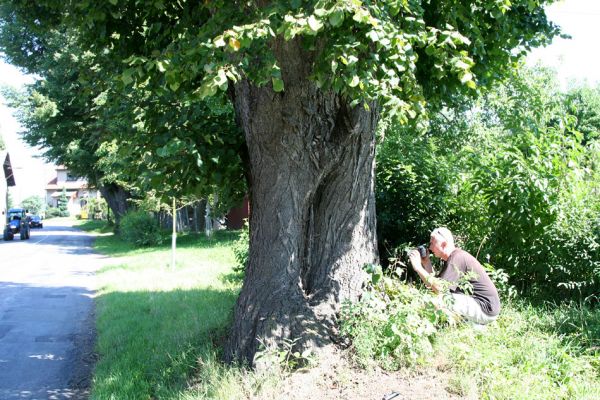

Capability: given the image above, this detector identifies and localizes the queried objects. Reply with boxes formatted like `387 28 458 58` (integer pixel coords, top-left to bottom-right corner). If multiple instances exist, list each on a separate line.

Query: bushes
45 207 62 218
120 210 164 247
340 264 454 369
85 197 109 220
375 67 600 299
462 124 600 296
231 220 249 274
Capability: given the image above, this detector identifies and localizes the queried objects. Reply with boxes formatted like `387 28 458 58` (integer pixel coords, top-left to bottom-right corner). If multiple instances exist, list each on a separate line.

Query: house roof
46 181 88 190
50 190 78 198
2 152 16 187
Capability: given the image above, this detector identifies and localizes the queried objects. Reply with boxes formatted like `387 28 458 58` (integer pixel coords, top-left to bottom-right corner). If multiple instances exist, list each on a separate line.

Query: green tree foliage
564 85 600 144
7 191 14 209
0 31 139 225
376 67 600 298
57 187 70 217
29 0 558 121
84 197 109 220
20 195 44 214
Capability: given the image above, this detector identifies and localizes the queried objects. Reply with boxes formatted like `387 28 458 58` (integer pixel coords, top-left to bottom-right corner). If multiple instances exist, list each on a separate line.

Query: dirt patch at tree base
252 346 466 400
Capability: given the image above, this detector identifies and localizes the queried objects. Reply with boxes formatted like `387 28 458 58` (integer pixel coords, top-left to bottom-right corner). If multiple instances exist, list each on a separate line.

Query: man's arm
421 252 433 274
409 250 442 293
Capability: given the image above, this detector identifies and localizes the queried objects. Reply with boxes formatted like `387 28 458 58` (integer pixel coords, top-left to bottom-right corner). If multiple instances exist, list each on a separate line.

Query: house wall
46 168 101 216
68 190 100 216
225 197 250 230
47 190 100 215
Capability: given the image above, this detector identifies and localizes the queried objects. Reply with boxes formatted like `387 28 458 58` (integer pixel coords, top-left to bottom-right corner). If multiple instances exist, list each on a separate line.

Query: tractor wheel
4 229 13 241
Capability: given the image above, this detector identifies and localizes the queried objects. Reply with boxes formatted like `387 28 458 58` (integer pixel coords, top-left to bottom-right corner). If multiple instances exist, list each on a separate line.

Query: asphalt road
0 219 106 399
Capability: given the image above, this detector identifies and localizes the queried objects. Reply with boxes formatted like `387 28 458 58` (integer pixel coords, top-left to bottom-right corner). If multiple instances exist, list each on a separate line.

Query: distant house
45 166 100 216
1 151 16 218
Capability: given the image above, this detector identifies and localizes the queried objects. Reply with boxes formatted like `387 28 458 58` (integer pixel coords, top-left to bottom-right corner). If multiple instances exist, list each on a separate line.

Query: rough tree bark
98 182 131 230
225 38 380 365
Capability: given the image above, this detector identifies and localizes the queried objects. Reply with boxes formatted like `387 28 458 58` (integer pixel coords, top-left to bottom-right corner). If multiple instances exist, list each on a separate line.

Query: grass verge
85 220 600 399
88 226 275 399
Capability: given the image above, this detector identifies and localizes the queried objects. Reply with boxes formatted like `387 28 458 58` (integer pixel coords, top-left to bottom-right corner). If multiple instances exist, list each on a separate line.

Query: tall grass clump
340 260 600 399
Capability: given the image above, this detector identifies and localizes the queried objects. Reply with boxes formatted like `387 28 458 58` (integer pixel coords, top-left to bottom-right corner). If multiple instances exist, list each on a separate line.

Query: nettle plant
340 264 456 369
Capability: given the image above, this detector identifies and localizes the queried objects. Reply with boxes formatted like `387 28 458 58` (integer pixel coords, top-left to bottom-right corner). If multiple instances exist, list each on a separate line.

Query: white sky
527 0 600 88
0 0 599 205
0 63 55 204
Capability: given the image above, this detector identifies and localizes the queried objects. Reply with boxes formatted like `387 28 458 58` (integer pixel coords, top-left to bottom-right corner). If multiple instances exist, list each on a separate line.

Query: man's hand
409 248 440 293
409 249 424 272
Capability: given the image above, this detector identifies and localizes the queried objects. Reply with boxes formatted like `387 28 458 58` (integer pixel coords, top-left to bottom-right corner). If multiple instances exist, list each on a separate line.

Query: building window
66 173 78 181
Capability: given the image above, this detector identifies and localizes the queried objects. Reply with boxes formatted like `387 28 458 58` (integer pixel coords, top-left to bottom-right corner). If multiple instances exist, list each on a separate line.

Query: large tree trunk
225 39 380 365
98 182 131 230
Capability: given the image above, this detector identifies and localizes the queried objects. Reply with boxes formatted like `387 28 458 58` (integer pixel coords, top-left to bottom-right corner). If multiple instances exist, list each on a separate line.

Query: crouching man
409 227 500 325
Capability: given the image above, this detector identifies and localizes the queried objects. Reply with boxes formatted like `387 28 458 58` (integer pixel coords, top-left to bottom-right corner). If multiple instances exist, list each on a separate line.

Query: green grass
341 277 600 399
87 226 275 399
84 220 600 399
433 300 600 399
74 218 114 234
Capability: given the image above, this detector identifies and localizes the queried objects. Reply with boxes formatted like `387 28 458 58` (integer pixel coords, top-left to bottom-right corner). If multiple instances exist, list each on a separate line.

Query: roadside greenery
2 1 598 393
119 210 164 247
376 66 600 299
231 220 249 275
88 228 275 399
439 302 600 400
20 195 44 215
340 263 600 399
0 0 562 362
84 222 600 399
45 207 62 219
340 264 455 369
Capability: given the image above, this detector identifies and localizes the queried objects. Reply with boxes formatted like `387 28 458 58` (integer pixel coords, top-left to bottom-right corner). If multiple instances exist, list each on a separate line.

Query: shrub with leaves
57 188 70 217
231 220 249 274
45 206 61 218
340 264 454 370
253 337 315 372
120 210 164 247
376 67 600 299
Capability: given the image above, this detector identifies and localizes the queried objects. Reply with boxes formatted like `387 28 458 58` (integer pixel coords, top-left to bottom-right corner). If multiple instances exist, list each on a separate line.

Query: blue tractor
3 208 31 241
